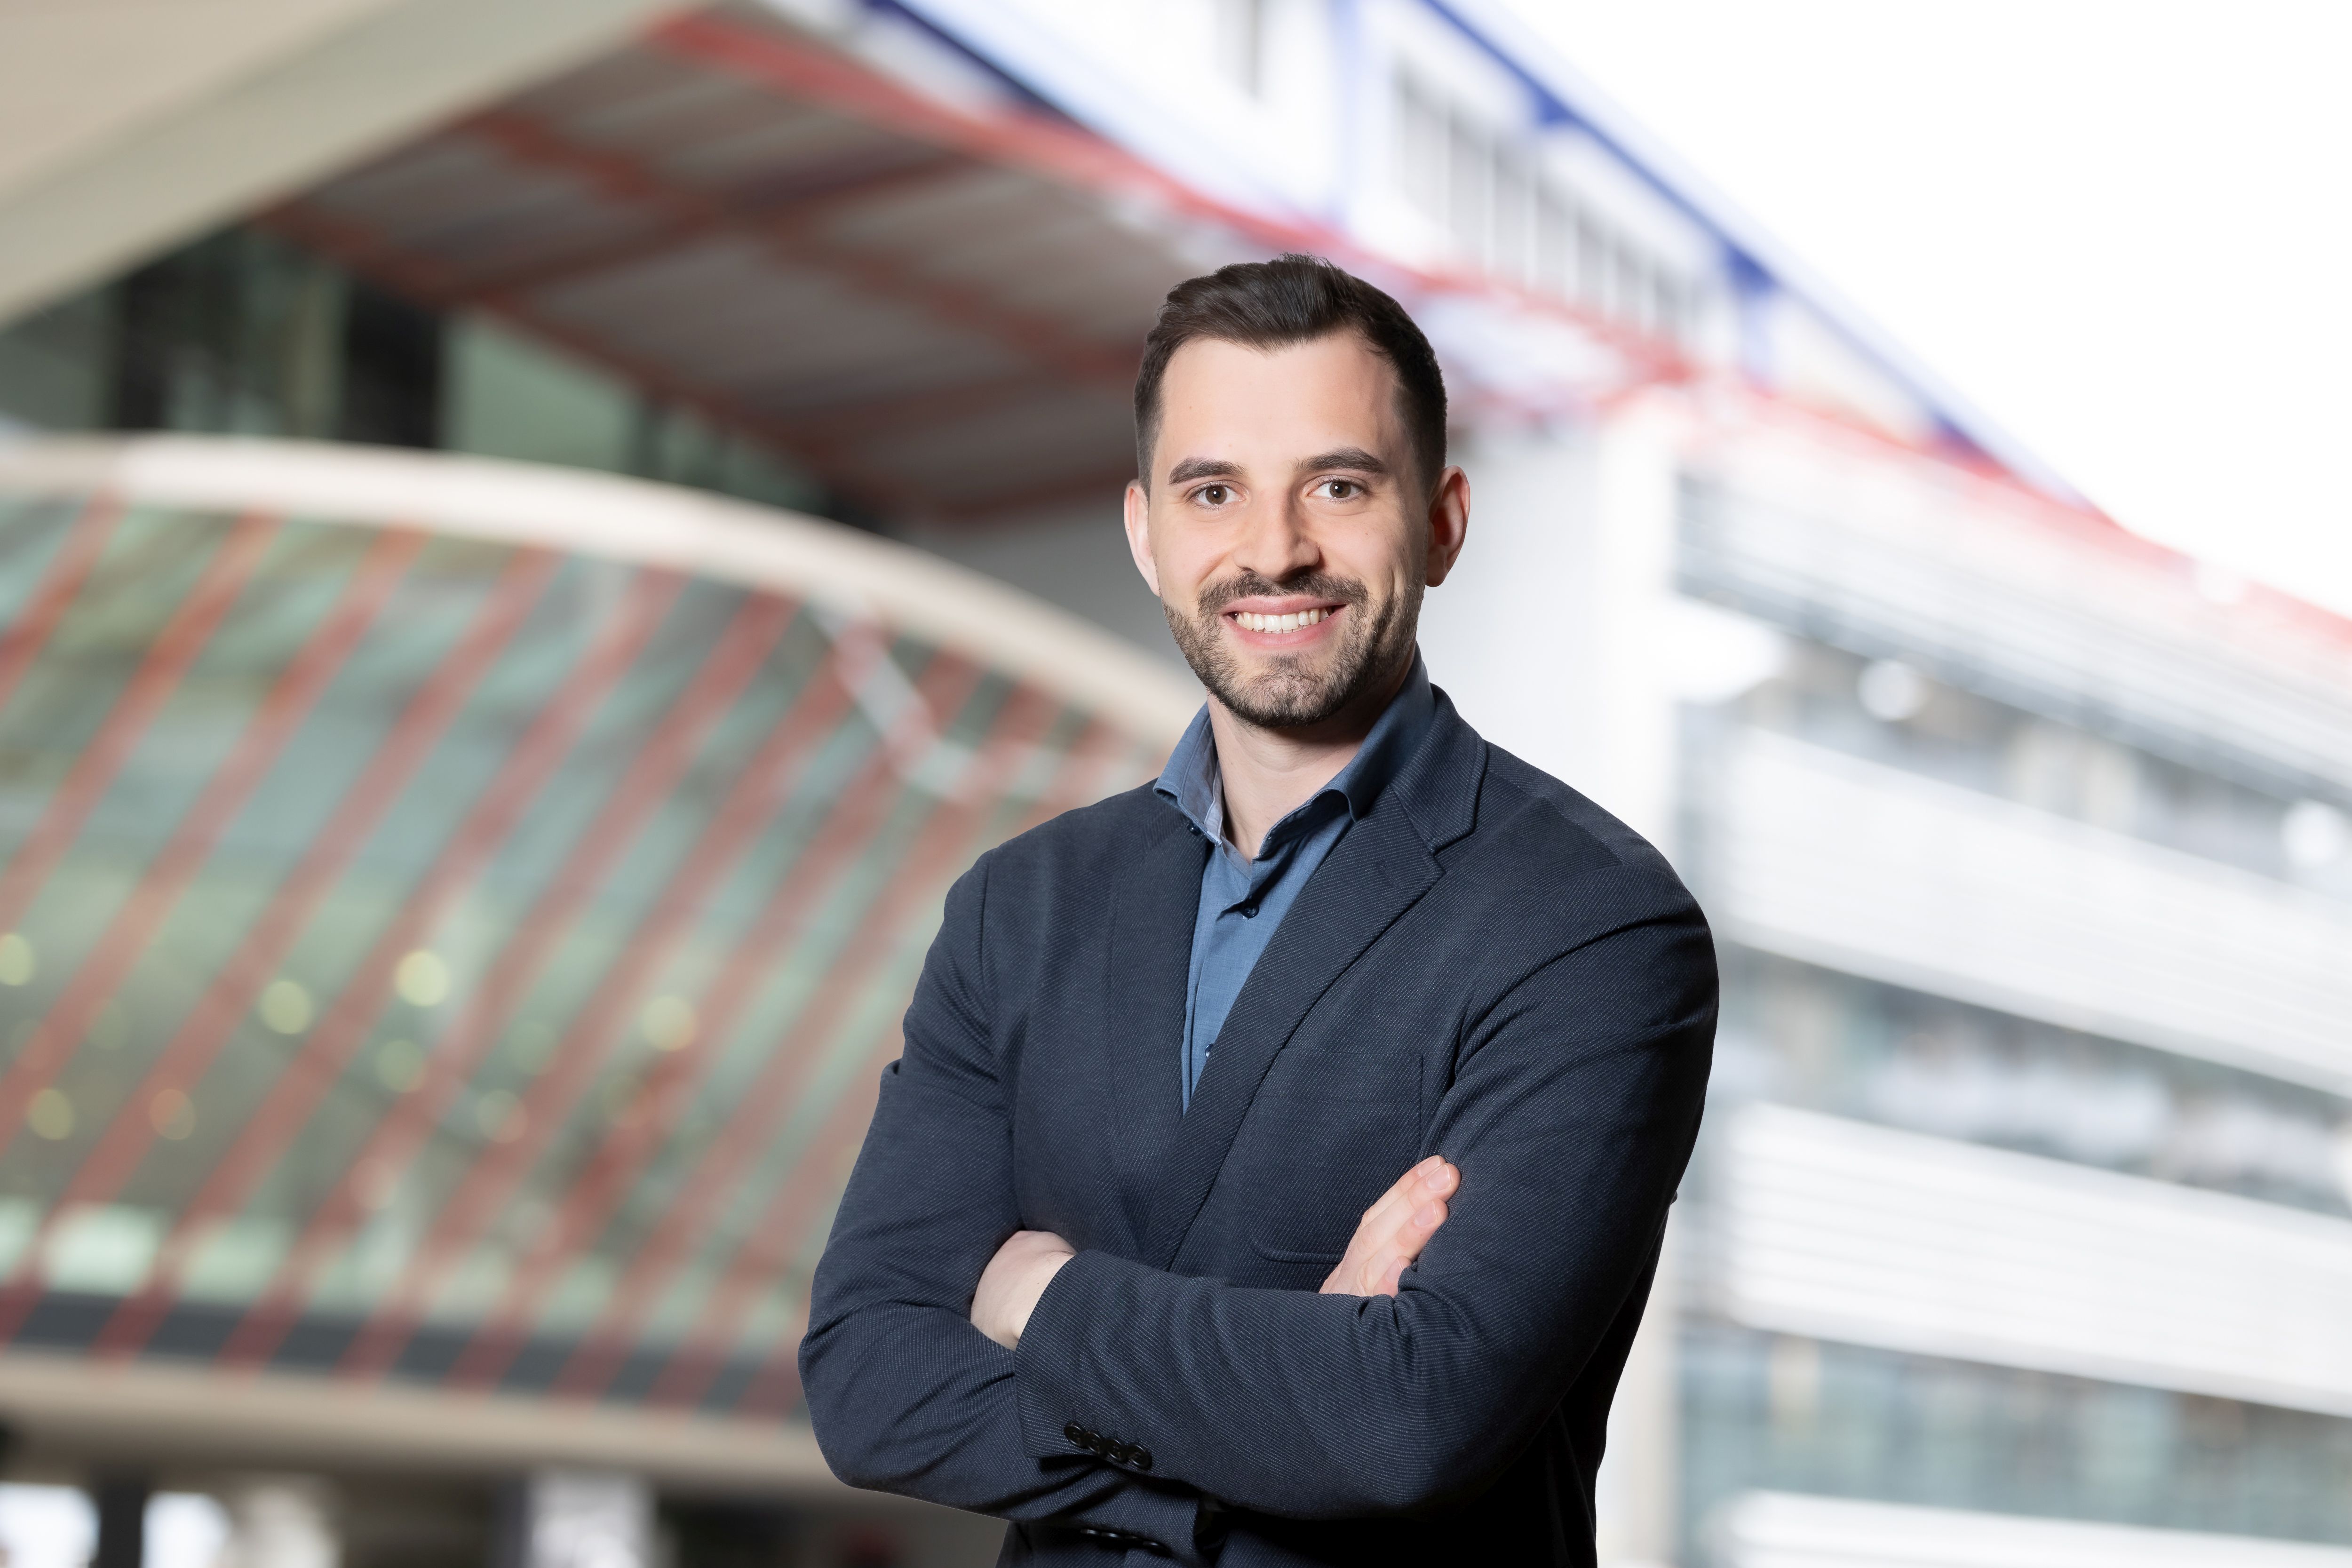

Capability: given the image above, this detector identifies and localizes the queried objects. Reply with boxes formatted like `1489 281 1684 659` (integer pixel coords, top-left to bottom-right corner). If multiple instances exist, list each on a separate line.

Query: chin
1221 668 1356 729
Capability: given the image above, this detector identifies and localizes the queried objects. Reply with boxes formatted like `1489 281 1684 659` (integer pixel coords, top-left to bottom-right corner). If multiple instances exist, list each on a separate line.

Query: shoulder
1447 734 1706 941
992 780 1176 868
1438 742 1716 1044
1473 744 1663 874
950 781 1179 909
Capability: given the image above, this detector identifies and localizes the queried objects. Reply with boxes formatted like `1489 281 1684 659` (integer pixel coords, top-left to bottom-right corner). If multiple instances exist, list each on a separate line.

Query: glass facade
1730 634 2352 897
0 228 832 519
1681 605 2352 1560
1713 950 2352 1217
1683 1326 2352 1548
0 473 1165 1414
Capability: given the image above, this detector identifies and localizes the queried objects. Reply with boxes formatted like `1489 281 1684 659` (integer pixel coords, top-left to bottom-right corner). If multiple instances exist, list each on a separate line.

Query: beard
1164 568 1421 729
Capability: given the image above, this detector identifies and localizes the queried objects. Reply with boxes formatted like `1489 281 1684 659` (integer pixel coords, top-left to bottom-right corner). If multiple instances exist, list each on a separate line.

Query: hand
1319 1155 1458 1297
971 1228 1077 1348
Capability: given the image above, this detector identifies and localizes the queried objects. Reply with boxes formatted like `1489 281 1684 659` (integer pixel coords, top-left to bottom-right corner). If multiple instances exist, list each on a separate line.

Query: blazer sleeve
797 857 1213 1561
1009 871 1715 1520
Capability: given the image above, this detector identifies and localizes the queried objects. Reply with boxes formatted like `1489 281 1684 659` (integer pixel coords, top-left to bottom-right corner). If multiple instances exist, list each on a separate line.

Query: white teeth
1235 608 1328 633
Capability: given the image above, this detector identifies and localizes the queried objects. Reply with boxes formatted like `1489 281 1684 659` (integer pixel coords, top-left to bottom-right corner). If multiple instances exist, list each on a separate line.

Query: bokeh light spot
395 949 450 1007
259 979 312 1034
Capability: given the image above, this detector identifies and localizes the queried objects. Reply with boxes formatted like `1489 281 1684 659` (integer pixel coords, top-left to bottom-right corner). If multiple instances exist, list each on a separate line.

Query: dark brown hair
1133 254 1447 493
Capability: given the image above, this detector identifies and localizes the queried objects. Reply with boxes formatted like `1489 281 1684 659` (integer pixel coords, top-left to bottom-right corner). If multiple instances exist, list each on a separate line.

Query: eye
1194 483 1234 507
1316 478 1362 501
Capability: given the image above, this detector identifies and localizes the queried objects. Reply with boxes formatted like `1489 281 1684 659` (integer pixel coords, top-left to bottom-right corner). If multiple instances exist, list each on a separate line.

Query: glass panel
0 490 1148 1413
1682 1325 2352 1552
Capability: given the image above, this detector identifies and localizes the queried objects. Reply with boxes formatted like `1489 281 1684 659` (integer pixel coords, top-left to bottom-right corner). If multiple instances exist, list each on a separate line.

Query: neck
1207 657 1410 861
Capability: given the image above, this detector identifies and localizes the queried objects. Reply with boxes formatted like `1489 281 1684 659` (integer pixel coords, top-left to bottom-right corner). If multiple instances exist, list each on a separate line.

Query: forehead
1153 333 1404 471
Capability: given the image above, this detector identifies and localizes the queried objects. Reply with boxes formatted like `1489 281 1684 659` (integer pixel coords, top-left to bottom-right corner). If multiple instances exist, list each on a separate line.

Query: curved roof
0 436 1201 742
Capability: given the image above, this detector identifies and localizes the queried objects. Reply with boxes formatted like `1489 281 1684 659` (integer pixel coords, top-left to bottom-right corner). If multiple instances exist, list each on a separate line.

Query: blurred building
0 3 2347 1567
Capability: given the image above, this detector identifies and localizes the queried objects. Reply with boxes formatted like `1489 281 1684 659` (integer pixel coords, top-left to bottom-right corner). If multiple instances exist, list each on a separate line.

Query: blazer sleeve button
1130 1447 1152 1470
1063 1422 1087 1447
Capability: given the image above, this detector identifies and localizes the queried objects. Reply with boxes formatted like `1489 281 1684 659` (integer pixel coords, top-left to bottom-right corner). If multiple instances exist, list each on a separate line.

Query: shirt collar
1154 652 1436 853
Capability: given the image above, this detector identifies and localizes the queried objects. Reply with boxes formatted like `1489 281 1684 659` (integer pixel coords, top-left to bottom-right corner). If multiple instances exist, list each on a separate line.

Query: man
800 255 1714 1565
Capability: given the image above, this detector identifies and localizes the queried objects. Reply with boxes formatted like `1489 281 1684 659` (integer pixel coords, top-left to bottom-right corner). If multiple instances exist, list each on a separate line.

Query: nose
1230 486 1319 583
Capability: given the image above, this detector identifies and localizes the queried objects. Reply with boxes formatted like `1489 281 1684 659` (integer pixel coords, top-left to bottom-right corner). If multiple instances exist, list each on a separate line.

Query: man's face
1124 332 1467 732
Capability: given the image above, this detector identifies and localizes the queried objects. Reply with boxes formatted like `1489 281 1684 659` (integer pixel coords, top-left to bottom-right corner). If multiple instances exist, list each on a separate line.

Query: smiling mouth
1229 607 1333 634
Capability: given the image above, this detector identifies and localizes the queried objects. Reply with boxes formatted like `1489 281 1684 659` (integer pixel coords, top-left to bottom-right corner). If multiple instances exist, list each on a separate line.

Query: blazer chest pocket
1240 1047 1422 1263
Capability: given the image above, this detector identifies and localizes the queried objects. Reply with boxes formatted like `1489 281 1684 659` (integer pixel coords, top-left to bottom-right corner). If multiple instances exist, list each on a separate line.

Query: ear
1123 479 1163 597
1422 465 1470 588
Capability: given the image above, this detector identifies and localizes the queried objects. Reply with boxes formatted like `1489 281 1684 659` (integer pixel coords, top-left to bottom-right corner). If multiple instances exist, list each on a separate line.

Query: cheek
1335 549 1418 609
1153 538 1226 608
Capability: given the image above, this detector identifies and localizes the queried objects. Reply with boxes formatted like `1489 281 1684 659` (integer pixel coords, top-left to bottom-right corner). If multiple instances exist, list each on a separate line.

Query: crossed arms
796 862 1713 1553
969 1153 1463 1350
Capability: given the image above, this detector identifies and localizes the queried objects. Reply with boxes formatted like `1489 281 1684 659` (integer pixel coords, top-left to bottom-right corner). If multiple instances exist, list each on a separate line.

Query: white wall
899 502 1193 684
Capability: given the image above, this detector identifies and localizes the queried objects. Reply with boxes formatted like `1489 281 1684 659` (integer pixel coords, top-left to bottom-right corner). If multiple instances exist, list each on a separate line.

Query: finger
1358 1165 1458 1264
1335 1248 1391 1298
1351 1158 1455 1263
1356 1156 1444 1235
1329 1218 1406 1296
1325 1160 1459 1297
1374 1196 1451 1275
1396 1197 1447 1258
1336 1199 1448 1296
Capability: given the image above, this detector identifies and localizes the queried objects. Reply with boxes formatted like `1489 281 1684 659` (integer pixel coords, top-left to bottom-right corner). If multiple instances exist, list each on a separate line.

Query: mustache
1195 571 1369 618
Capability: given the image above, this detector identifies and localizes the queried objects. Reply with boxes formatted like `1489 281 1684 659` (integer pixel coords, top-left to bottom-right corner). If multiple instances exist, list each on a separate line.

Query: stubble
1164 569 1420 729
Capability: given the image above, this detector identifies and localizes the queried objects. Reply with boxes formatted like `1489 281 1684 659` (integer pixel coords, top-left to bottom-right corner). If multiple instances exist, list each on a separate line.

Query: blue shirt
1153 654 1438 1110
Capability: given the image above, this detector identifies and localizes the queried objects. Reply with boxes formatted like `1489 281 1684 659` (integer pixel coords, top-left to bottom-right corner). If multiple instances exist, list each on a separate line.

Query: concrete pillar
219 1480 338 1568
1418 399 1687 846
493 1472 652 1568
1593 1217 1684 1568
1416 418 1601 791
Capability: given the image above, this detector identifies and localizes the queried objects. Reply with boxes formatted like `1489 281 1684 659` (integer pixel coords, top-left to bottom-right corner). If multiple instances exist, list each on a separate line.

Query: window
1392 68 1692 345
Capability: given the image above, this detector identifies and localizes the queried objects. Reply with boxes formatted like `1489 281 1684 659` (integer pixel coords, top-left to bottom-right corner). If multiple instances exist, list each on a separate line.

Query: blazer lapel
1104 812 1208 1249
1138 800 1441 1270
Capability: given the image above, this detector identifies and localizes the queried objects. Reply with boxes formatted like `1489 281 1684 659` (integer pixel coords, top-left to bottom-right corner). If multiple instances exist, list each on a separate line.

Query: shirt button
1240 903 1259 918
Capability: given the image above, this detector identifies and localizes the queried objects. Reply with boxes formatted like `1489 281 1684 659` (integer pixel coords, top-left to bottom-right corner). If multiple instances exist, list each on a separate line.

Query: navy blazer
800 691 1715 1565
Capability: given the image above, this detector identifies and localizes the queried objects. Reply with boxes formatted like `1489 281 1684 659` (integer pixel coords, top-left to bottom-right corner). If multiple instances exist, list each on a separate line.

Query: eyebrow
1162 449 1392 487
1165 456 1244 486
1295 447 1391 478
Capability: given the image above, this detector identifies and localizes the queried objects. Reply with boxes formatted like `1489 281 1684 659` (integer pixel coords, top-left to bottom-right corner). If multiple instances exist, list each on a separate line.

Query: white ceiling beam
0 0 689 326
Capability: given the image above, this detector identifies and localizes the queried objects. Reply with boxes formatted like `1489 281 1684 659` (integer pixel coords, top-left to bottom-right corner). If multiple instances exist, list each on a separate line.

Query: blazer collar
1384 682 1483 855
